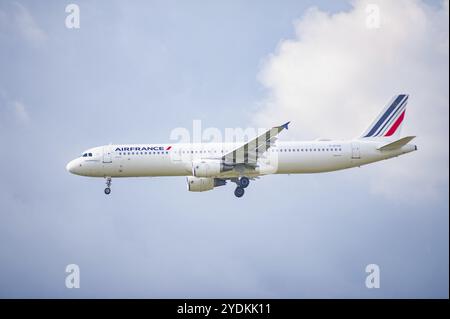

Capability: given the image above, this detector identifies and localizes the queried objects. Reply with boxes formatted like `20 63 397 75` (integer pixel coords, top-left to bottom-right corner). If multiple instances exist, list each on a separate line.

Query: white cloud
12 101 30 124
255 0 449 200
0 90 30 126
0 2 47 47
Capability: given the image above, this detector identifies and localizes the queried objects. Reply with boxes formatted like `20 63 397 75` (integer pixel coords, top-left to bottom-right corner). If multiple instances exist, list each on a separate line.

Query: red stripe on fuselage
385 110 406 137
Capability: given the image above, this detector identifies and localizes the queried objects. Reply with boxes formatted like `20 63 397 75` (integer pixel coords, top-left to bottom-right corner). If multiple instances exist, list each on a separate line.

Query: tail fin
360 94 409 139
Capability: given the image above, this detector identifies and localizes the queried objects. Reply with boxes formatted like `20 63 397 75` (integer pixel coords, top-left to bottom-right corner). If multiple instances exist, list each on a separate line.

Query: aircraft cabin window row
274 148 342 152
118 152 170 155
116 148 342 156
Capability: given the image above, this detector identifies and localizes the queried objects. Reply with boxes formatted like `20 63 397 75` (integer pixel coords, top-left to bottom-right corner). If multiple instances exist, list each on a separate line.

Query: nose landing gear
104 177 112 195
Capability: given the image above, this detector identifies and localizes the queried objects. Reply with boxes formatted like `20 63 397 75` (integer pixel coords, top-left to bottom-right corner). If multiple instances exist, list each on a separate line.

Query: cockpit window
82 153 87 157
88 153 92 157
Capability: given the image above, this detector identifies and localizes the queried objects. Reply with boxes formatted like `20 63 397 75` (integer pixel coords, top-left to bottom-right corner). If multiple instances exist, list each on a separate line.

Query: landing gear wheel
234 187 245 198
104 177 112 195
239 177 250 188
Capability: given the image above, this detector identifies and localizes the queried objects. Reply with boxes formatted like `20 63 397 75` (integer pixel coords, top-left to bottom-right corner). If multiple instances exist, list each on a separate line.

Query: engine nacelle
186 176 214 192
186 176 227 192
192 159 222 177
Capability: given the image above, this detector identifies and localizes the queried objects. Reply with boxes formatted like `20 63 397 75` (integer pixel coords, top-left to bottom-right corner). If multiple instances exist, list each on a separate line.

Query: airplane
66 94 417 198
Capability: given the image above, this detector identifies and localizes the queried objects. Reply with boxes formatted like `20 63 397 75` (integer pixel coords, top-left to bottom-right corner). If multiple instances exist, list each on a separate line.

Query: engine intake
186 176 227 192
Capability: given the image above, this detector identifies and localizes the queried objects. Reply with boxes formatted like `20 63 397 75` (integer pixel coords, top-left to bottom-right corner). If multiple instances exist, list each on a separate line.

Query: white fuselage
66 140 417 178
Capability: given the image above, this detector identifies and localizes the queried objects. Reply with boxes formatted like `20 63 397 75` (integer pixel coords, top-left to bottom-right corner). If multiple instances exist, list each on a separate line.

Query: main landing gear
234 177 250 198
104 177 112 195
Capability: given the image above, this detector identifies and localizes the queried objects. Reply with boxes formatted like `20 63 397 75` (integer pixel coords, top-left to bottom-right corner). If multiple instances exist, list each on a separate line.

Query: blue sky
0 0 448 298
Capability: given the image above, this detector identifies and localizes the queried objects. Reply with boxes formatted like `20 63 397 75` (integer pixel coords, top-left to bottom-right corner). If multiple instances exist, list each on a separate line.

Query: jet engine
186 176 226 192
192 159 222 177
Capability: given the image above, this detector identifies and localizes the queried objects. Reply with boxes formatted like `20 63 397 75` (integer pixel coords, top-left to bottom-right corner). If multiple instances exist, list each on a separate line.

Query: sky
0 0 448 298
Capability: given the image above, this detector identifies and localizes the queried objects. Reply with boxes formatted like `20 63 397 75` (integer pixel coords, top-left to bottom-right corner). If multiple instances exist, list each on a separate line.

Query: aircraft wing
222 122 290 166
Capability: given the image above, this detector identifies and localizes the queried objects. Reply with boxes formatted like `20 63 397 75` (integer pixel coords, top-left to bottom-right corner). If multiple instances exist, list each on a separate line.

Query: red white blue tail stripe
363 94 408 138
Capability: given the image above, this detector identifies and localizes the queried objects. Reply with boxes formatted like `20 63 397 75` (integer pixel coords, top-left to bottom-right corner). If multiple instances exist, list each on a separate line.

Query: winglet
281 121 290 130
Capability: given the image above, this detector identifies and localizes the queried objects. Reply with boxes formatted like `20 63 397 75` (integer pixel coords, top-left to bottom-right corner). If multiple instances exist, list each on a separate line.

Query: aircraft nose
66 160 76 173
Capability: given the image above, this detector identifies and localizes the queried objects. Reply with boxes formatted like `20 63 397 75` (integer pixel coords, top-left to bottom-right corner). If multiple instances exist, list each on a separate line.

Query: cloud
12 100 30 124
256 0 449 200
0 90 31 125
0 2 47 47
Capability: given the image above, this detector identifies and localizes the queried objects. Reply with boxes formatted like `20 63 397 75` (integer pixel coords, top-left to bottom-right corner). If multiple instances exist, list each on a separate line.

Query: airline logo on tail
363 94 408 138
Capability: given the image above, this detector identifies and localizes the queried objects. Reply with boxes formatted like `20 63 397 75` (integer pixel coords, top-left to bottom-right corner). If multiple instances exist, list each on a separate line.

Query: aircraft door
102 146 113 163
171 146 182 162
351 143 361 159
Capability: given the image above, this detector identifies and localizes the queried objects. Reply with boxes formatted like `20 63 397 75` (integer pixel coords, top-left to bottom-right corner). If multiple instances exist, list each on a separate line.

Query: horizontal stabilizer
377 136 416 151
